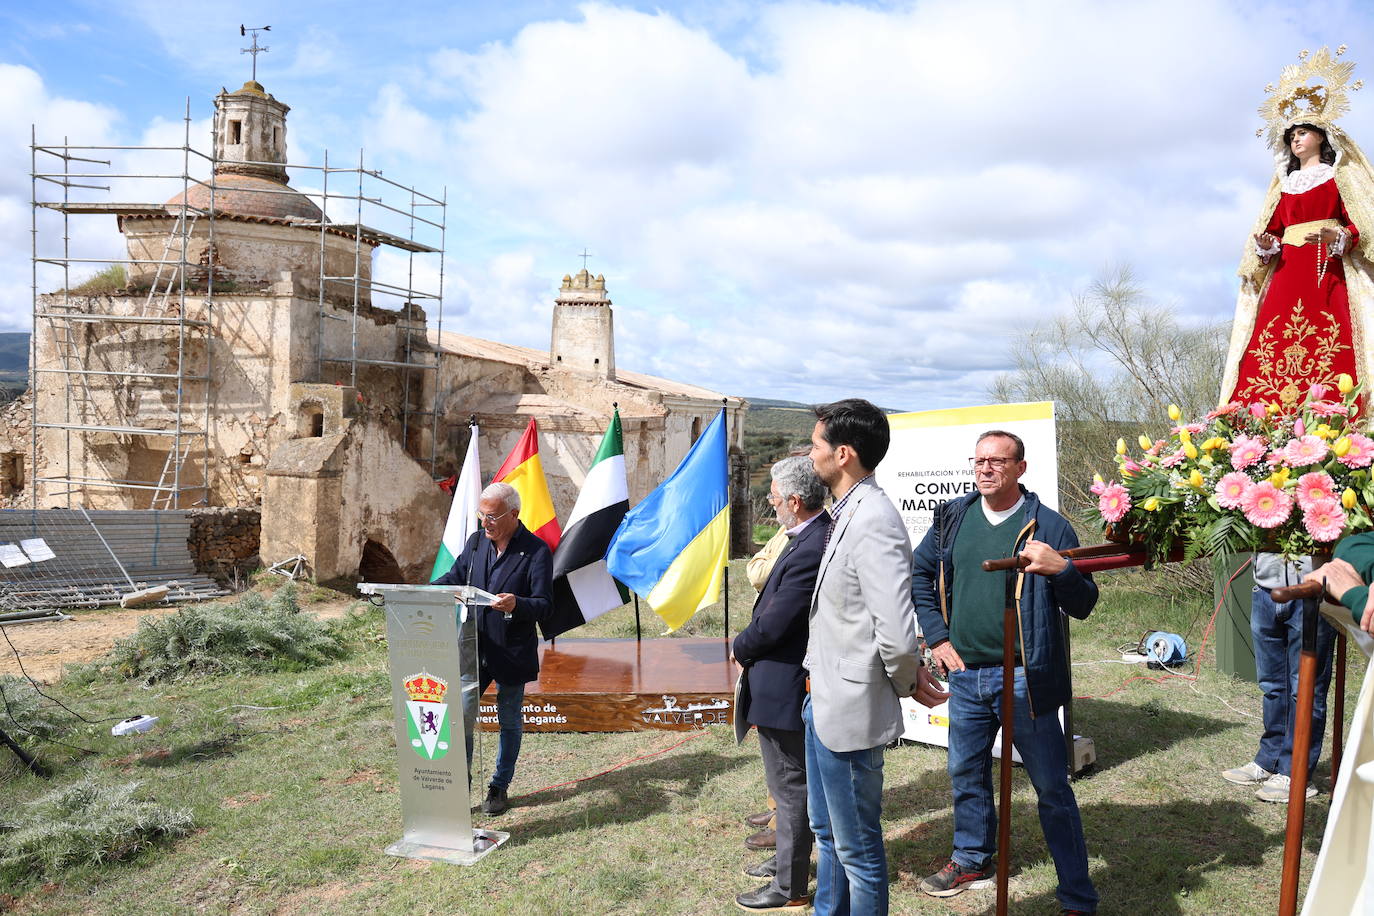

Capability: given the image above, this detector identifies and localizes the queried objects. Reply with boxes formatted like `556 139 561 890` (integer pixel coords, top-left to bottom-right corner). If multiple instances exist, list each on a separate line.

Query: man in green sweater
1306 532 1374 634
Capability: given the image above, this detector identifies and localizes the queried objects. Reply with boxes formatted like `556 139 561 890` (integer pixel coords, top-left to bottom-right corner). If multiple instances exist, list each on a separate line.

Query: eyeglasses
475 508 515 524
969 457 1016 470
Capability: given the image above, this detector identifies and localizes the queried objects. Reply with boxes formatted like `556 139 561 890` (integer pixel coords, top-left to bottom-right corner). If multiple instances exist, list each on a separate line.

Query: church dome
165 173 321 225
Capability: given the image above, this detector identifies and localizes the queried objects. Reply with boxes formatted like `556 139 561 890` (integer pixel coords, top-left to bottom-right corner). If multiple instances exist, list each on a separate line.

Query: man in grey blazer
805 398 947 916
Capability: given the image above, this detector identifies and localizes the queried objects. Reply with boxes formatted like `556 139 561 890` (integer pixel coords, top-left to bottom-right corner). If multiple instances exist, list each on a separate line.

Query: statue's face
1289 126 1325 159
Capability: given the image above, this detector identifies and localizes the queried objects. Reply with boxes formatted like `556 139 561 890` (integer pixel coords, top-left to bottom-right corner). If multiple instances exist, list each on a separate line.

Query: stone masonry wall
188 506 261 578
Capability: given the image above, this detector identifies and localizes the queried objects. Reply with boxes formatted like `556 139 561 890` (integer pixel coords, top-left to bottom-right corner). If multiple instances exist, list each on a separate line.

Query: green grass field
0 565 1363 915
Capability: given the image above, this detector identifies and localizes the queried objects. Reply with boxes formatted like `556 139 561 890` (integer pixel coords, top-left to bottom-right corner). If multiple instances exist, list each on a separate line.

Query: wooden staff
981 542 1182 576
1274 581 1322 916
1270 579 1349 791
996 567 1016 916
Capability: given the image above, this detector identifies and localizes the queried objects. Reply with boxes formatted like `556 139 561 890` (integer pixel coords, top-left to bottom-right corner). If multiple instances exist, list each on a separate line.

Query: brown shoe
745 828 777 850
745 810 775 828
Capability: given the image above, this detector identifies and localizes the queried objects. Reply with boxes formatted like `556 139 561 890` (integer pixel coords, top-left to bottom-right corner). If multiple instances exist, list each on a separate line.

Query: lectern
359 582 508 865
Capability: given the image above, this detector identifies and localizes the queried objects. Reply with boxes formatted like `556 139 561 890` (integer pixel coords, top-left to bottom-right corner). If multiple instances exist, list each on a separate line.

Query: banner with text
876 401 1060 546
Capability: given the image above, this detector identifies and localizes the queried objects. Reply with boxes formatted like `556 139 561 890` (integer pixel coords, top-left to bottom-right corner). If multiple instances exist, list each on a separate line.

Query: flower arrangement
1089 375 1373 564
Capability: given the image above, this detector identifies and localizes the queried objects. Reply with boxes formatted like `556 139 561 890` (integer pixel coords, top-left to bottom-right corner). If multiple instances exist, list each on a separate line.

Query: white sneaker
1255 773 1318 803
1221 761 1272 786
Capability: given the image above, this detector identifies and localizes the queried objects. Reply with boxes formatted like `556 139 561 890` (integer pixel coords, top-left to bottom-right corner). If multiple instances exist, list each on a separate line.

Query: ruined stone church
7 78 748 584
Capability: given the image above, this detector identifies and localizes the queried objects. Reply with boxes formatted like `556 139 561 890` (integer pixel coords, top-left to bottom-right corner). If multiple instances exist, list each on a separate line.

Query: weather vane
579 248 593 270
240 25 271 82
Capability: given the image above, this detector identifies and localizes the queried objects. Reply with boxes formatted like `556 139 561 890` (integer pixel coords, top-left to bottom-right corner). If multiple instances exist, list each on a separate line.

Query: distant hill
0 333 28 373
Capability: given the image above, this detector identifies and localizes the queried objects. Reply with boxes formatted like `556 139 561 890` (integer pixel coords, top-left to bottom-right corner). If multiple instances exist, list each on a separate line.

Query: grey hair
481 482 521 512
770 456 826 511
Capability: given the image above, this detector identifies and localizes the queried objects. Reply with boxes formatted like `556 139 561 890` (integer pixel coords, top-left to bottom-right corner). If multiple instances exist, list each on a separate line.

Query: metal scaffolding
28 97 447 509
30 100 214 511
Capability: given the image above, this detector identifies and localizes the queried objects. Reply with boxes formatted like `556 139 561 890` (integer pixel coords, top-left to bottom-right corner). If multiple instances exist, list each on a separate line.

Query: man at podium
434 482 553 815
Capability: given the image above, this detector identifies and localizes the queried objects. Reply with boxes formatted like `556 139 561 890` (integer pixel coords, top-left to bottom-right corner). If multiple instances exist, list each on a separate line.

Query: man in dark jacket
911 430 1099 916
434 482 552 816
731 456 832 912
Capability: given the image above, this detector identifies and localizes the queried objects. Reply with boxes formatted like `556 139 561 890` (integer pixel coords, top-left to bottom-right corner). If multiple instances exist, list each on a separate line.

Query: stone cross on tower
240 25 271 82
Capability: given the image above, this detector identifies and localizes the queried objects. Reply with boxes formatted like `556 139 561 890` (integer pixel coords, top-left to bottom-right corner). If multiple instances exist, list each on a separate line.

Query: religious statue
1221 47 1374 410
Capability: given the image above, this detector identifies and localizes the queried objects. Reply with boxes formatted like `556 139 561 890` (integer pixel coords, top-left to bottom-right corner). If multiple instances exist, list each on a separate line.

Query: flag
543 410 631 639
430 423 481 582
494 417 562 552
607 408 729 632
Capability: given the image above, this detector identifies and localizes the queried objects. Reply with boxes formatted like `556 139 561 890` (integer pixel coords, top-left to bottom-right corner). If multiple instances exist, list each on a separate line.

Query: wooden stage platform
475 638 739 733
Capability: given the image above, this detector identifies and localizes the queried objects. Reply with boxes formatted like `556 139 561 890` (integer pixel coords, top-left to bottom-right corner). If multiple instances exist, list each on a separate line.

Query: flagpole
633 593 642 642
723 565 729 640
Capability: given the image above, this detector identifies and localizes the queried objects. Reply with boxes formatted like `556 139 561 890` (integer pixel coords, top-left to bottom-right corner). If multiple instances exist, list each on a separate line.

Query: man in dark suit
731 456 832 912
434 482 552 816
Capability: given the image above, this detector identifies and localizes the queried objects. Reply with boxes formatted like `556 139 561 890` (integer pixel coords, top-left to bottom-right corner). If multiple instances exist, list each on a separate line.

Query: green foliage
0 674 70 745
66 264 126 296
69 584 350 686
0 777 192 881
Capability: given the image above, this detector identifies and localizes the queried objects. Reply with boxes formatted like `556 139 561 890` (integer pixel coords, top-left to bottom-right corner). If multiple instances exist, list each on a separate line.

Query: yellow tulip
1189 469 1204 488
1142 496 1160 511
1269 467 1291 488
1093 473 1103 485
1339 373 1355 395
1315 424 1334 440
1138 434 1153 451
1267 403 1281 415
1168 404 1181 421
1183 443 1198 460
1116 438 1127 455
1343 488 1358 509
1334 437 1352 457
1178 428 1192 445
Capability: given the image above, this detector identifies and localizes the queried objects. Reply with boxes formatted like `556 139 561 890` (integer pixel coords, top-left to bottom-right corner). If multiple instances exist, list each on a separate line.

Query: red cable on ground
512 730 707 800
1074 557 1254 700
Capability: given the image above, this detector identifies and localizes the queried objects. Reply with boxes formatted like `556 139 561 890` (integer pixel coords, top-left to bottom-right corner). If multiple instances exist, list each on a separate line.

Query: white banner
877 401 1060 546
878 401 1060 752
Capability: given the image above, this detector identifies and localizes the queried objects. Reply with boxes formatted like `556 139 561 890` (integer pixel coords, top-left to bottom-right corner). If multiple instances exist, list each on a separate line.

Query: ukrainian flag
607 409 730 632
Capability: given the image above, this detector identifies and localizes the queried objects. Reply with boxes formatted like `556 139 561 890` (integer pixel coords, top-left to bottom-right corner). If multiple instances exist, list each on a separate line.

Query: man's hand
911 664 949 708
930 640 965 676
1304 558 1366 603
1020 539 1068 576
492 593 517 614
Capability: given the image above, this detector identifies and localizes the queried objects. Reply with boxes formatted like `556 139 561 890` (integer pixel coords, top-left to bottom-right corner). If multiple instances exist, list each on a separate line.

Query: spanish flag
494 418 561 552
606 409 729 632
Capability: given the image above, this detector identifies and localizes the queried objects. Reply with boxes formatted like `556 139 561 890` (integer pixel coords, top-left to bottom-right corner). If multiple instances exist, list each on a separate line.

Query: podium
360 582 509 865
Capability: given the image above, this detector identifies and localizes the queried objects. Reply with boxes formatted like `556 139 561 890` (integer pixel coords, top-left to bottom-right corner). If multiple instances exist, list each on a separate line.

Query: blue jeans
947 665 1097 913
461 675 526 790
1251 587 1336 776
803 696 887 916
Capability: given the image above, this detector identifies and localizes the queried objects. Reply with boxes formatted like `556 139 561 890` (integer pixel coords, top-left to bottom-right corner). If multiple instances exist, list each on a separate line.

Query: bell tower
213 80 290 183
550 268 615 380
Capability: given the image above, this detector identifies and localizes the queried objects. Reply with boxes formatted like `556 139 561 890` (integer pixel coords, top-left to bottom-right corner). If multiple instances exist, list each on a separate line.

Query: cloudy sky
3 0 1374 410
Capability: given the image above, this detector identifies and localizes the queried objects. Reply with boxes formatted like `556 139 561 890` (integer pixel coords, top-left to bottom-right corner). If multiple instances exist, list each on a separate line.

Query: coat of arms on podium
403 671 452 760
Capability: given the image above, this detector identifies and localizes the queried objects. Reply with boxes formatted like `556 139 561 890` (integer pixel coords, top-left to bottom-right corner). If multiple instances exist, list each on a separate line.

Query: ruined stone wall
0 392 37 507
30 284 419 510
187 506 261 577
122 219 373 303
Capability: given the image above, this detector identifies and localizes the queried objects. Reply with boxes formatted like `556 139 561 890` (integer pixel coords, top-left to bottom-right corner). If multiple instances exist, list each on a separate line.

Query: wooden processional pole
996 565 1017 916
1270 579 1324 916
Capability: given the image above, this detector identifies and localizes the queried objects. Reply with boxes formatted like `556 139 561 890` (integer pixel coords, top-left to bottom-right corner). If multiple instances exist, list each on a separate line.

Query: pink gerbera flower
1339 433 1374 469
1098 483 1131 523
1295 471 1337 510
1090 479 1106 496
1216 472 1251 509
1308 400 1349 418
1242 481 1293 528
1282 435 1329 467
1230 435 1267 470
1207 401 1244 420
1303 497 1347 542
1160 450 1188 469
